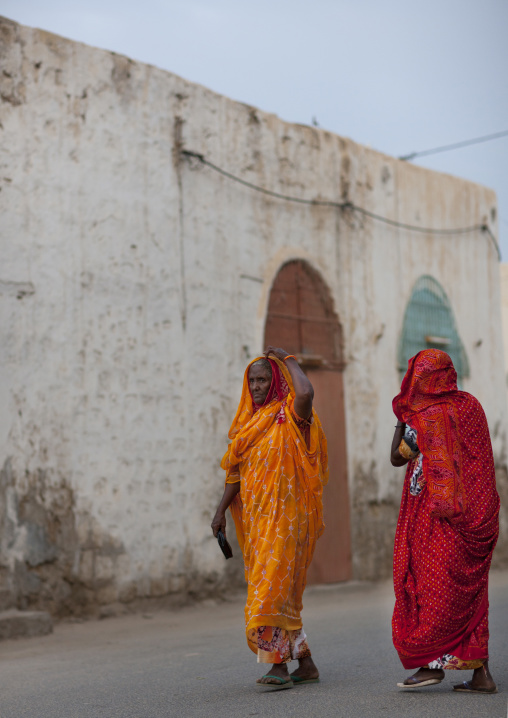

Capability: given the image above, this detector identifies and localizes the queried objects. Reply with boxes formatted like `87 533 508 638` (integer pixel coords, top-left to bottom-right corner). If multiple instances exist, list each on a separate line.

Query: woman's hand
211 510 226 538
264 346 290 362
391 421 409 467
210 483 240 537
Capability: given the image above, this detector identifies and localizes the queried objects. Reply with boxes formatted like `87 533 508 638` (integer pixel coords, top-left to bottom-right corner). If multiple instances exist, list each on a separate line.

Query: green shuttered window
398 275 469 382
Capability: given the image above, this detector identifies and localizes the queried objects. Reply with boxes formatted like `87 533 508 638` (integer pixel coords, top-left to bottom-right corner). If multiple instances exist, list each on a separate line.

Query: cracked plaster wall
0 16 507 614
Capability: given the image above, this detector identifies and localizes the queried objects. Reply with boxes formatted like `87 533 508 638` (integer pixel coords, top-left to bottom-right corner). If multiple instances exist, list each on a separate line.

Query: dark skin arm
264 346 314 419
211 481 240 537
391 420 410 467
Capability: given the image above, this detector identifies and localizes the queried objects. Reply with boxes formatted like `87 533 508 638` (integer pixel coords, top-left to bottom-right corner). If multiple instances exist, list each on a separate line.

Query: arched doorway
398 275 469 384
264 259 351 583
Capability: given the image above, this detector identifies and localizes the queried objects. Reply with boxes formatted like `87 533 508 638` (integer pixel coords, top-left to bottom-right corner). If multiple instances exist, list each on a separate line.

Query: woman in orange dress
211 346 328 690
391 349 499 693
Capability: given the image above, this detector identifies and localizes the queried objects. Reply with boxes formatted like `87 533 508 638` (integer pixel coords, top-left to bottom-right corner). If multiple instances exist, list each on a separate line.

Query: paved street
0 571 506 718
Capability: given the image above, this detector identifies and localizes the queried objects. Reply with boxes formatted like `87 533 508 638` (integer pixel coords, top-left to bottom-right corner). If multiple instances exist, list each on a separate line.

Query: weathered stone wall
0 16 506 614
500 264 508 384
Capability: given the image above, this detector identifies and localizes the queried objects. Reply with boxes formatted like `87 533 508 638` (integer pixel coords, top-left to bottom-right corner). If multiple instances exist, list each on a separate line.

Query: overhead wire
180 149 500 260
399 129 508 161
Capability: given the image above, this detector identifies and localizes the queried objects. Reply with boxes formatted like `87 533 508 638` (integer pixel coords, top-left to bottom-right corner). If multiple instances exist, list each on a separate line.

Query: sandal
397 677 443 688
256 675 294 691
291 675 320 685
453 680 497 694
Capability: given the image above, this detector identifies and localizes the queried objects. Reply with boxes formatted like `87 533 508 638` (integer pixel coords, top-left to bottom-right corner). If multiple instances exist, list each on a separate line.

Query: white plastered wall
0 16 506 613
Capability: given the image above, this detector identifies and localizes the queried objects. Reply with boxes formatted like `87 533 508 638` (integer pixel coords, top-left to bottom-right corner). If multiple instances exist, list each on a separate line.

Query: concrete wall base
0 610 53 640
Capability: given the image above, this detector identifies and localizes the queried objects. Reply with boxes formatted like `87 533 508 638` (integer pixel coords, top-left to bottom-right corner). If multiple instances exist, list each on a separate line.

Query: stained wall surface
500 264 508 381
1 16 506 614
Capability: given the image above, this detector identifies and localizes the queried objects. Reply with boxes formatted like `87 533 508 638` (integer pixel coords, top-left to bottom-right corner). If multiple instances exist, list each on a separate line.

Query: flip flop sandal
256 675 294 691
397 678 443 688
291 676 320 685
453 681 498 694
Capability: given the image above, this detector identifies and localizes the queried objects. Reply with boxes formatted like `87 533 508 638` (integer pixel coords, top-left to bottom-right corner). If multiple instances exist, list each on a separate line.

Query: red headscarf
393 349 460 423
393 349 466 523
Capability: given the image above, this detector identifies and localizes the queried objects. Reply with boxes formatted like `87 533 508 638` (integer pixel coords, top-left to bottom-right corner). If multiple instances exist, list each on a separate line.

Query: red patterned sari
392 350 499 669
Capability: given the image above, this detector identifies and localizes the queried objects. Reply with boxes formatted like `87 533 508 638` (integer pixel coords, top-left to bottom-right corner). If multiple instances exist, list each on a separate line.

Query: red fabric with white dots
392 350 500 669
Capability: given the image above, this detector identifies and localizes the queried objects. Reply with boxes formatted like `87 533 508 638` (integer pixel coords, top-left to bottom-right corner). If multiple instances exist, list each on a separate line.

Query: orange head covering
248 357 290 412
227 356 293 440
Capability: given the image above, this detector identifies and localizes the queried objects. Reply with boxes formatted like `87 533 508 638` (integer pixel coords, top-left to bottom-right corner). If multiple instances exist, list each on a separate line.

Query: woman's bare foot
290 656 319 681
399 666 444 686
256 662 290 685
453 661 497 693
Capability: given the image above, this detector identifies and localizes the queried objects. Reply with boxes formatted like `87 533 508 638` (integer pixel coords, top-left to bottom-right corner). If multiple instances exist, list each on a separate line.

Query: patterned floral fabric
247 625 312 664
392 350 500 670
221 357 328 642
427 654 484 671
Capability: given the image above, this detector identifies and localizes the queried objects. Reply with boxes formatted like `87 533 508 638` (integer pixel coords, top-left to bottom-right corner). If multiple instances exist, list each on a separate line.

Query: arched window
398 275 469 382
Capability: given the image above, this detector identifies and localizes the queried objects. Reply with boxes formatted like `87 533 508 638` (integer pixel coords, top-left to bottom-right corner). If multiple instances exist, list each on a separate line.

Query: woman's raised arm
264 346 314 419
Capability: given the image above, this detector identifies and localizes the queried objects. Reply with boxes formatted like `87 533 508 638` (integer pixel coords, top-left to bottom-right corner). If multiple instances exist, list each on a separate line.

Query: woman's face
249 364 272 405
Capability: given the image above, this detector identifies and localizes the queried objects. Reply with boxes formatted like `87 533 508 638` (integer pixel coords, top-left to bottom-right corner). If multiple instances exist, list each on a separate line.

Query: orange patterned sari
221 357 328 648
392 350 499 669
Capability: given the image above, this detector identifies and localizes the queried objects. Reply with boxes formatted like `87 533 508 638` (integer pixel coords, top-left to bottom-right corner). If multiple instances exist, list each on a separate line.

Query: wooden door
305 369 351 583
264 260 351 583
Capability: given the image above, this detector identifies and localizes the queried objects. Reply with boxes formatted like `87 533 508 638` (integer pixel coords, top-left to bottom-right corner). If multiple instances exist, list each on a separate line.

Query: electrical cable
399 129 508 161
181 149 500 260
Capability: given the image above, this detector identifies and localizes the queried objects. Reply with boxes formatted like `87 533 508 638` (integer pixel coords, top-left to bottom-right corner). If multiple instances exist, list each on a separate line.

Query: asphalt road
0 571 506 718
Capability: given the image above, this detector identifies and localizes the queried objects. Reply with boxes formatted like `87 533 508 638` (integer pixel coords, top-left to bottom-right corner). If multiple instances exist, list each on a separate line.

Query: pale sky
2 0 508 256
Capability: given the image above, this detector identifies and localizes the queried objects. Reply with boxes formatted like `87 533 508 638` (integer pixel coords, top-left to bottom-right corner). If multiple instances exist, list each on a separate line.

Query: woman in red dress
390 349 499 693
